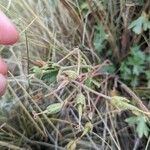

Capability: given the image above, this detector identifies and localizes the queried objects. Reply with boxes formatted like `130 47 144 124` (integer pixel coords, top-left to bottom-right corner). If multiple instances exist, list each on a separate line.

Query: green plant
32 62 59 84
93 24 108 54
126 116 150 138
0 0 150 149
128 12 150 34
146 70 150 87
112 96 150 138
120 46 147 87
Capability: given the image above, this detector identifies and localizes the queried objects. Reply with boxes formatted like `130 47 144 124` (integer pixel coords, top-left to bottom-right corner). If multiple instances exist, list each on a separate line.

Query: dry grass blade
0 0 149 149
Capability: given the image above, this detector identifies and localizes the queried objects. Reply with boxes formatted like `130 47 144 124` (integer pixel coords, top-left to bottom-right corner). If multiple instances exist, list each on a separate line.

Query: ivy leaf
128 12 150 34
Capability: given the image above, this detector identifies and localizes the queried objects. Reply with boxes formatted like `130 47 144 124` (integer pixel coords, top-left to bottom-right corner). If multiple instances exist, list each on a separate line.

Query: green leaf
125 116 139 125
81 121 93 137
84 78 95 88
76 93 86 122
126 116 150 138
102 64 115 74
79 0 89 15
119 45 146 87
111 96 142 114
42 69 58 83
84 78 101 89
76 93 86 106
84 121 93 133
133 65 144 75
146 70 150 87
62 70 78 80
46 102 63 115
136 116 149 138
146 70 150 80
32 66 43 79
93 25 108 52
128 12 150 34
32 61 60 83
91 79 101 88
131 77 139 87
66 140 77 150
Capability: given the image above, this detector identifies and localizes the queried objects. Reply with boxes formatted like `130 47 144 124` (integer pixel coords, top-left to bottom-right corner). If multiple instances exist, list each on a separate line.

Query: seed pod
81 121 93 137
46 102 63 115
111 96 140 113
76 93 86 106
76 93 86 124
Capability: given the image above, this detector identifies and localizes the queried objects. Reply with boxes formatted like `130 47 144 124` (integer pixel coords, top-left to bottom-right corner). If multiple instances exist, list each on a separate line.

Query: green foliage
45 102 63 115
84 77 101 88
93 25 108 53
146 70 150 87
66 121 93 149
126 116 150 138
32 62 59 84
76 93 86 123
112 96 150 138
1 0 150 149
76 93 86 107
82 121 93 135
111 96 142 115
120 46 147 87
102 64 116 74
79 0 89 15
41 68 58 83
66 140 77 150
62 70 78 80
32 66 43 79
128 12 150 34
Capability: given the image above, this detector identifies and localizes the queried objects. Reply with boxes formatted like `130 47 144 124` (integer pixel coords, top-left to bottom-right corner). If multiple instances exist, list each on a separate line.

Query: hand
0 10 19 96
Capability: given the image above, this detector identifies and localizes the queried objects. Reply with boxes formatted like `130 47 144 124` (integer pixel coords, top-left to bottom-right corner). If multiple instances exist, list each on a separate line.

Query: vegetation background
0 0 149 149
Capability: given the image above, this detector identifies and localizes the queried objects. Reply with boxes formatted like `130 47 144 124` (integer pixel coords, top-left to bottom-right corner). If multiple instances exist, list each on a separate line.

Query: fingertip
0 10 19 45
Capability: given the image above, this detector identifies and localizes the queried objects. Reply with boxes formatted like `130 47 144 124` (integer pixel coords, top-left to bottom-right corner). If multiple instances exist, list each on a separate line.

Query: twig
0 141 25 150
118 81 150 118
73 80 111 100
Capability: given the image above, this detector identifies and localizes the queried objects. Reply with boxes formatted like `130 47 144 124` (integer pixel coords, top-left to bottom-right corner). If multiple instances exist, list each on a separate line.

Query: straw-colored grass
0 0 149 149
